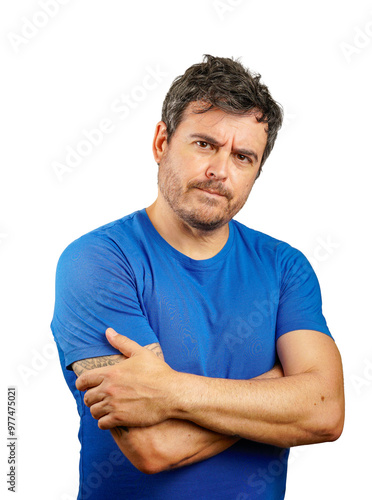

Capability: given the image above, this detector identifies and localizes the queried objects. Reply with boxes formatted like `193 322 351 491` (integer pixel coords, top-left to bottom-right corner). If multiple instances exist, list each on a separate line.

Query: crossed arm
72 345 238 473
73 328 344 474
72 341 283 474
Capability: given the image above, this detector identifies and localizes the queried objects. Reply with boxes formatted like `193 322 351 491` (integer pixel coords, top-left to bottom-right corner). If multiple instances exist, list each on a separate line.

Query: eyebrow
188 133 259 164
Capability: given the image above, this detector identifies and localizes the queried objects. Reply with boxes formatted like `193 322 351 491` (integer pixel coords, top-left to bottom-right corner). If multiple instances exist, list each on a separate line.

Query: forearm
110 363 283 474
110 419 238 474
170 370 343 448
77 330 344 453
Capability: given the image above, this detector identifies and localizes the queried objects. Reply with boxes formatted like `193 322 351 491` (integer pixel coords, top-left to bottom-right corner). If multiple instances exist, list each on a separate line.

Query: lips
197 187 226 198
188 181 232 200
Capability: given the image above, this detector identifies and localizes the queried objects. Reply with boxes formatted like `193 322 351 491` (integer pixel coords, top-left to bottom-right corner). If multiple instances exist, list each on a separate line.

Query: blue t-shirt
51 209 332 500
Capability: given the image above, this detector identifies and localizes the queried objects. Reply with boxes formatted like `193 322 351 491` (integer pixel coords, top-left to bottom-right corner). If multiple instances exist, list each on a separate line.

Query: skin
73 335 284 474
73 104 345 473
147 104 267 259
76 328 344 446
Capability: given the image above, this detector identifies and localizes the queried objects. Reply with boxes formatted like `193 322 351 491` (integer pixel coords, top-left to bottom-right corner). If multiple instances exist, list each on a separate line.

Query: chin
180 211 229 232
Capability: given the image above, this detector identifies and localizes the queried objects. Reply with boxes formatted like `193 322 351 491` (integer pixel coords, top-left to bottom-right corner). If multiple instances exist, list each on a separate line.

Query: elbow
128 444 172 475
134 450 193 474
325 408 345 442
326 394 345 442
314 400 345 444
291 399 345 447
136 463 161 475
135 456 172 475
115 429 172 475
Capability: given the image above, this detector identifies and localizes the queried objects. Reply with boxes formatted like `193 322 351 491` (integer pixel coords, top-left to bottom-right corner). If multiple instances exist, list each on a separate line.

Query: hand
75 328 177 430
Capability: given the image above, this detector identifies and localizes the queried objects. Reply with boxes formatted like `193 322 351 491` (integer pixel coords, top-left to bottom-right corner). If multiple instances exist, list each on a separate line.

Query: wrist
168 370 212 423
166 370 195 420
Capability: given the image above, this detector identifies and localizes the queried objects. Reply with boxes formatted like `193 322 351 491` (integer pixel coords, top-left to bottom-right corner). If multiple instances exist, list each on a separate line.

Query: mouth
196 188 226 198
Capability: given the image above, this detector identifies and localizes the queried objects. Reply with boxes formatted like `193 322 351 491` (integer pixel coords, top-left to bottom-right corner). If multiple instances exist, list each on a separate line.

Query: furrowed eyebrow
188 133 259 164
233 148 259 164
189 133 223 147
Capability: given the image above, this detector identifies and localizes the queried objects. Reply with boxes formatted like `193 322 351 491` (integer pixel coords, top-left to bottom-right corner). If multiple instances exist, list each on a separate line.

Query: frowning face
153 103 268 232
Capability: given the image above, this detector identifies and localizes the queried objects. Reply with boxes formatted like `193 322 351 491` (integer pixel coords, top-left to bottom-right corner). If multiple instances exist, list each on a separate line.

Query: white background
1 0 371 498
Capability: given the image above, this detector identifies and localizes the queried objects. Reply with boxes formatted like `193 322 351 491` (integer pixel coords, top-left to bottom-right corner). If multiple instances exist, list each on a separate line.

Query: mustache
187 180 233 200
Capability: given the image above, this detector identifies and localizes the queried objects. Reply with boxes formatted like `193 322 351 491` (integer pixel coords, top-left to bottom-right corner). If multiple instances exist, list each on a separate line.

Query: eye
196 141 211 149
236 154 252 164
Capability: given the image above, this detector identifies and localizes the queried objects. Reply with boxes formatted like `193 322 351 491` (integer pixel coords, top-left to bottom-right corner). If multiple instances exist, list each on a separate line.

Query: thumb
105 328 142 357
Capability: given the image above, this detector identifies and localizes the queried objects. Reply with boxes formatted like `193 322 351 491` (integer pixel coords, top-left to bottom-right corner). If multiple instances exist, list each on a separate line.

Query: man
51 55 344 499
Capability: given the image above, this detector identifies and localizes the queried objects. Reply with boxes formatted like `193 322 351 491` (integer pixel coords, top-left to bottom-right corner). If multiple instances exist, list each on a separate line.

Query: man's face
155 104 268 232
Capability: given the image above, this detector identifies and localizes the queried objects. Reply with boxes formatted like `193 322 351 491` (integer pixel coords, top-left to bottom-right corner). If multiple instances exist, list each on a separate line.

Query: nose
205 151 229 181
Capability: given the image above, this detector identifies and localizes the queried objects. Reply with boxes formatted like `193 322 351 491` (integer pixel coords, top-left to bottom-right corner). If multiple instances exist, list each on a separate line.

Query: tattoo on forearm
112 425 130 438
72 355 123 376
145 343 164 359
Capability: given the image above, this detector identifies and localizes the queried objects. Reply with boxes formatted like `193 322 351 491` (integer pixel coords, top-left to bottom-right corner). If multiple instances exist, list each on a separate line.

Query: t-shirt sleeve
275 244 333 341
50 233 159 369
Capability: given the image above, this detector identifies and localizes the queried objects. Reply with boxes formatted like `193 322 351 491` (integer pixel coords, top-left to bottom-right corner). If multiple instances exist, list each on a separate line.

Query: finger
105 328 143 357
90 401 111 421
83 387 105 408
76 372 105 392
97 413 121 430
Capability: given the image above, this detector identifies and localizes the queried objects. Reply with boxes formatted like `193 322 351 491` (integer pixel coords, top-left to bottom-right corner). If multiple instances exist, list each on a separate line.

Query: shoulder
230 219 314 284
54 210 152 294
57 210 146 268
231 219 301 261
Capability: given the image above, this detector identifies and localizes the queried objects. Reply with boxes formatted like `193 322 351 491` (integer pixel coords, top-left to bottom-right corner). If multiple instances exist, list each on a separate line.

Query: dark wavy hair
161 55 283 177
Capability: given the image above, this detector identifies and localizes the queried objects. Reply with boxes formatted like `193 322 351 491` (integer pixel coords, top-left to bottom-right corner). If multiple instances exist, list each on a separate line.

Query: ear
152 121 168 163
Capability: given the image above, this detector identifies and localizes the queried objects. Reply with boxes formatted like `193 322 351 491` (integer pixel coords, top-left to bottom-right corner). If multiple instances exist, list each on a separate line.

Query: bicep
277 330 345 440
71 342 163 377
71 354 124 377
276 246 332 341
52 235 159 370
277 329 344 384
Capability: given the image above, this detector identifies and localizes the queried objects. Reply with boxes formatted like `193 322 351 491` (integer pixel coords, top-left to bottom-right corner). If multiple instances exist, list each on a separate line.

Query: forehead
176 103 268 151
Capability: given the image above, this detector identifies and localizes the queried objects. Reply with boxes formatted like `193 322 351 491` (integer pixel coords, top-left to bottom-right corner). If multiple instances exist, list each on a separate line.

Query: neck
146 199 230 260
